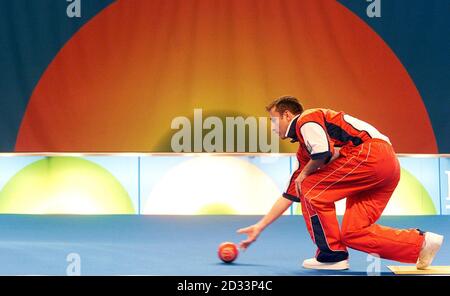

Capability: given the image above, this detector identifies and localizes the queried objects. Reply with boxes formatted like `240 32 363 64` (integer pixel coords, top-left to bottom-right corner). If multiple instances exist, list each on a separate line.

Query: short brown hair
265 95 303 115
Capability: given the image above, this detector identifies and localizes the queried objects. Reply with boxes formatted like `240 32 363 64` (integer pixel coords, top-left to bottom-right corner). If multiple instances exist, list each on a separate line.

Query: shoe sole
302 261 349 270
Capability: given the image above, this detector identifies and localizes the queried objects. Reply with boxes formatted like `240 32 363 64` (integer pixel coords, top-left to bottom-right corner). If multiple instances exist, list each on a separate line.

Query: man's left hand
294 173 306 197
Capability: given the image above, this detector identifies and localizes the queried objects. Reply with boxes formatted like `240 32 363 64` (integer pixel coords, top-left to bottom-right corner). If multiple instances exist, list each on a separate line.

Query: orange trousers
300 139 424 263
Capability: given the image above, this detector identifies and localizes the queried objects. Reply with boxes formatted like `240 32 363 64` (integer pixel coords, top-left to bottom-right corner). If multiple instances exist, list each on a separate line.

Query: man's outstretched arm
237 196 293 250
237 148 340 250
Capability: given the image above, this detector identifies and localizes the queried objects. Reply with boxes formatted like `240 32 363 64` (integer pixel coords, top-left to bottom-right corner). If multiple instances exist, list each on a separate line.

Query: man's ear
284 111 292 121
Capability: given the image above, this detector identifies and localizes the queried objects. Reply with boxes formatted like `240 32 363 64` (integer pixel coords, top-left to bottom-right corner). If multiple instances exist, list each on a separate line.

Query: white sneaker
302 258 349 270
416 232 444 270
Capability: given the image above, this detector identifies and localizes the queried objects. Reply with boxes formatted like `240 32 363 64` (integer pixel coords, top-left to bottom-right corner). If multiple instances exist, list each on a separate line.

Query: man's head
266 96 303 139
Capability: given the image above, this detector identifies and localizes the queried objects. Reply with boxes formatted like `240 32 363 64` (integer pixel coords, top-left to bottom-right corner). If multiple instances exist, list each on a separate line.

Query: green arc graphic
0 157 134 214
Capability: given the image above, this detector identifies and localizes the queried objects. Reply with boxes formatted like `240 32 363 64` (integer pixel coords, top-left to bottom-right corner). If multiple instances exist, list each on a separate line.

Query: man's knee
341 228 363 248
340 229 352 246
341 227 366 248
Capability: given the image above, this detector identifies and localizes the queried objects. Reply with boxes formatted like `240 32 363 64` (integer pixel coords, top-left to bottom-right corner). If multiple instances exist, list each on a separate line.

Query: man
237 96 444 270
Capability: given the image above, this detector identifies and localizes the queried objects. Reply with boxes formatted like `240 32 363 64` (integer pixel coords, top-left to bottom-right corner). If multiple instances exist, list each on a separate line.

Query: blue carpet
0 215 448 275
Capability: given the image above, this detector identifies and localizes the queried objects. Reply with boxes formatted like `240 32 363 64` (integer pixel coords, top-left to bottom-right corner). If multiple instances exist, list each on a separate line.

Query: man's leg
301 140 408 266
300 187 348 262
300 142 376 264
339 141 426 263
341 187 424 263
301 140 441 269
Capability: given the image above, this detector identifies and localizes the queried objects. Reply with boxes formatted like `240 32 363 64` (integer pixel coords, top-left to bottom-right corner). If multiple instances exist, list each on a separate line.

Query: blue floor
0 215 448 275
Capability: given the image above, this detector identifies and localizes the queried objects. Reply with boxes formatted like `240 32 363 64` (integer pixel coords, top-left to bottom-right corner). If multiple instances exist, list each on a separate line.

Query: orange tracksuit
283 109 424 263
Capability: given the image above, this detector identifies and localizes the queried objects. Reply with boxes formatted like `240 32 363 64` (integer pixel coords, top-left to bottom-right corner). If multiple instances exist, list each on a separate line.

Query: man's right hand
237 224 263 250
